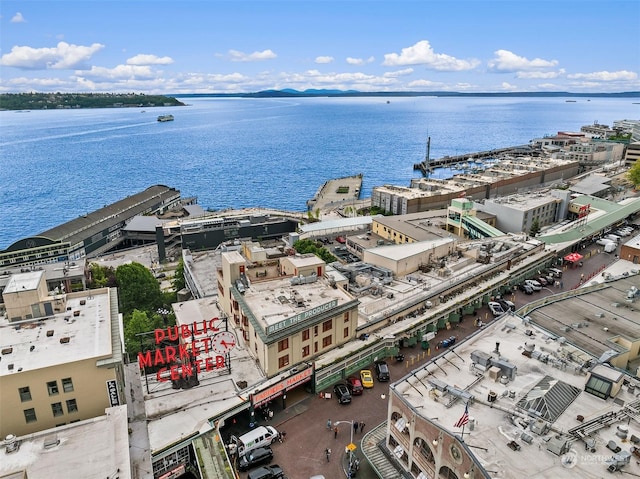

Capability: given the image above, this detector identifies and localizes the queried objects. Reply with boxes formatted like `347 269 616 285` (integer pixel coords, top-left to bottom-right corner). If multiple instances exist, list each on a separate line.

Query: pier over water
413 144 536 176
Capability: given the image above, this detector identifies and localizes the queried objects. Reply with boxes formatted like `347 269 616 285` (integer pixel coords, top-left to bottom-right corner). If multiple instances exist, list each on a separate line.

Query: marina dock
413 144 534 175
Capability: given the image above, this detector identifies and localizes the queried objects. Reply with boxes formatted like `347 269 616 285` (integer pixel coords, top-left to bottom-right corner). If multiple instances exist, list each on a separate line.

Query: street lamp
334 420 356 476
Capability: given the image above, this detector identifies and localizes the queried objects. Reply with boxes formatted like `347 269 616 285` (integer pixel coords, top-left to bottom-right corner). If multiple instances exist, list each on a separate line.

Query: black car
247 465 285 479
375 361 390 382
518 283 534 294
238 446 274 471
333 383 352 404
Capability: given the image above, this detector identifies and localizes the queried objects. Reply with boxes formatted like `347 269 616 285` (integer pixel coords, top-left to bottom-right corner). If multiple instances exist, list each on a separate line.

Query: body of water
0 96 637 249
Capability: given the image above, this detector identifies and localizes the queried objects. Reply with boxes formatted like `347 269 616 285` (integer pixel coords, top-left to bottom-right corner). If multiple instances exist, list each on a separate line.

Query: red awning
564 252 583 263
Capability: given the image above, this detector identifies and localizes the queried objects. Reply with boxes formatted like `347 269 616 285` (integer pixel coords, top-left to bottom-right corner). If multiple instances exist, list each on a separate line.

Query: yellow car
360 369 374 388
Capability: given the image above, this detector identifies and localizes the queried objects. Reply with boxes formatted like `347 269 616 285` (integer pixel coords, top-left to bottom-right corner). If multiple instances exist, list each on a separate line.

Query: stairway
361 422 405 479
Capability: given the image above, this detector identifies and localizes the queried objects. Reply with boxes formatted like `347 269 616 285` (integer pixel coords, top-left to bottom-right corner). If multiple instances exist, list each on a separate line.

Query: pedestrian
334 425 338 439
560 280 564 289
353 420 359 434
325 448 331 462
327 419 332 430
359 422 365 433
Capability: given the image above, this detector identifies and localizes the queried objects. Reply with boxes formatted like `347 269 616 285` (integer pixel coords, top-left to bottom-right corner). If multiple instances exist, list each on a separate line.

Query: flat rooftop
392 314 640 479
0 289 114 376
0 405 130 479
525 272 640 359
241 275 355 331
3 270 43 293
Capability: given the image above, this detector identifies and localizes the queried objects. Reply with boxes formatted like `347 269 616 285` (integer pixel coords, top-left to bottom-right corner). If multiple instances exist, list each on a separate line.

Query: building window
302 329 310 341
344 327 349 338
47 381 59 396
314 342 318 353
51 402 64 417
314 326 318 337
278 338 289 352
19 386 32 402
322 319 332 332
24 408 37 423
62 378 74 393
344 312 349 323
322 336 332 348
66 399 78 413
278 355 289 368
302 345 310 357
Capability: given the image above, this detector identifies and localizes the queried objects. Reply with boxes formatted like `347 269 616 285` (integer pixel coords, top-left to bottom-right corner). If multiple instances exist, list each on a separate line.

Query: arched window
414 437 435 465
438 465 459 479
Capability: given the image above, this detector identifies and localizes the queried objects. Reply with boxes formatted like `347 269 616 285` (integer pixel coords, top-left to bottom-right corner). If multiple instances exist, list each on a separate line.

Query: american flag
453 403 469 428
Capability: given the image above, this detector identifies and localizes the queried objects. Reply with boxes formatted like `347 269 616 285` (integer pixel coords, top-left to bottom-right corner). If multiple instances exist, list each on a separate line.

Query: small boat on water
157 114 174 122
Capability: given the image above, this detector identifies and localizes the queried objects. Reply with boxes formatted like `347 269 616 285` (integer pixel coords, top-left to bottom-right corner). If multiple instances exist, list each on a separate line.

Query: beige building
217 251 359 377
0 273 124 437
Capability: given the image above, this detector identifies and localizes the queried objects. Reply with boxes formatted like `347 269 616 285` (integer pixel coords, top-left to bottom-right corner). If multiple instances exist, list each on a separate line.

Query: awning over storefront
564 252 584 263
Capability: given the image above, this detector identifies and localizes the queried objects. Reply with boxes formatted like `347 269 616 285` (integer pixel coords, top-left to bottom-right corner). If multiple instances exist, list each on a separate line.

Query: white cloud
500 82 518 91
383 40 479 71
77 64 156 80
516 69 565 79
11 12 26 23
315 56 334 64
0 42 104 70
228 49 277 62
127 54 174 66
346 56 375 66
383 68 414 78
488 50 558 72
566 70 637 81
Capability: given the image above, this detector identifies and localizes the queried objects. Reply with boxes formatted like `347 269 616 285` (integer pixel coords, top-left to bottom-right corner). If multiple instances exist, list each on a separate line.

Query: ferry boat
157 114 174 122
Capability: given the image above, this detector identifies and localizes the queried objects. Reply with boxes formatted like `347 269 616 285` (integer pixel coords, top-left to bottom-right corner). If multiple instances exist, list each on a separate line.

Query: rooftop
3 270 44 293
0 405 131 479
0 288 114 376
392 314 640 479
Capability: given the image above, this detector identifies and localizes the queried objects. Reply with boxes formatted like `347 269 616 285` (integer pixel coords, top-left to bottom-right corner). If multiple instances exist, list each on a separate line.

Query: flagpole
460 421 465 442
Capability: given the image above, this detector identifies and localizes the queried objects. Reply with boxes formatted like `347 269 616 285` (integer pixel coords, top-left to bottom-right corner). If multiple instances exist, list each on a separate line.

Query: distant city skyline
1 1 639 95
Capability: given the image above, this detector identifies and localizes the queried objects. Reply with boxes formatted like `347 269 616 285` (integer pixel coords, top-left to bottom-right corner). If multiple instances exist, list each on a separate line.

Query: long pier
413 144 534 176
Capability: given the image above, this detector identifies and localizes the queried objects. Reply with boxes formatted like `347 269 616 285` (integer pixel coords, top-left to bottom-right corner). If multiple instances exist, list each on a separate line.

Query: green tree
124 309 162 356
172 258 186 292
115 262 163 316
628 161 640 188
529 218 541 237
87 263 116 288
293 239 337 263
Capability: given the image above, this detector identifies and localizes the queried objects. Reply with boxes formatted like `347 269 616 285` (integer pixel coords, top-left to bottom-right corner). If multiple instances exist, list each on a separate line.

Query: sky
1 0 639 95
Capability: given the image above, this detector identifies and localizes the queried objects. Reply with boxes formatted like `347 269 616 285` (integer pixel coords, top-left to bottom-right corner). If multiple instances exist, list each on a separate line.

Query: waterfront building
373 156 578 215
385 312 640 479
445 198 500 239
624 141 640 166
217 251 359 377
0 185 182 267
0 273 124 437
613 119 640 142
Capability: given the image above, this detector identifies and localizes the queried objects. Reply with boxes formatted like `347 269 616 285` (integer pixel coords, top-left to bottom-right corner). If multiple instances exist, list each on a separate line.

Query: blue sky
1 0 639 94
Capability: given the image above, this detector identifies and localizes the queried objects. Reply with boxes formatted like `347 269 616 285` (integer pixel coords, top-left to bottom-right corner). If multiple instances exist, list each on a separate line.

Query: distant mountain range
175 89 640 99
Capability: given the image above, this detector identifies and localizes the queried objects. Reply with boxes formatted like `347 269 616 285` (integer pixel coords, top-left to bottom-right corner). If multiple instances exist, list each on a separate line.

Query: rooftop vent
46 330 54 337
1 348 13 355
4 434 20 453
59 337 70 344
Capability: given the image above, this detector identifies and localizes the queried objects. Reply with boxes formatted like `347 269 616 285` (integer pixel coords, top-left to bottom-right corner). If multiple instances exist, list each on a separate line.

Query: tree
87 263 116 288
115 262 163 316
628 161 640 188
529 218 541 237
293 239 337 263
124 309 162 357
172 258 186 292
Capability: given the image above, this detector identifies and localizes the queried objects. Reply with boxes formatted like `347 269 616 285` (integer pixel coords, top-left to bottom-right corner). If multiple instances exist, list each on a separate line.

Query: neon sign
137 319 236 383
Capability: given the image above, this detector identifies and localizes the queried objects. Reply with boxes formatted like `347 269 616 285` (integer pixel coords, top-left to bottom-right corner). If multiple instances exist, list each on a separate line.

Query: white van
596 238 614 246
605 234 621 243
232 425 279 455
604 242 617 253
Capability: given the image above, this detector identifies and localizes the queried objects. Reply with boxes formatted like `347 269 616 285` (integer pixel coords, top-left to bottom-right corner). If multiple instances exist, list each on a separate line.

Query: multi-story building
474 190 568 234
624 141 640 166
386 313 640 479
217 251 359 377
0 184 182 266
0 271 124 437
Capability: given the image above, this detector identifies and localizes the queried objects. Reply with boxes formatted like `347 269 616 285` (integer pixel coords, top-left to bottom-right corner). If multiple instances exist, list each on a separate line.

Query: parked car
239 446 274 471
488 301 505 316
360 369 374 388
535 276 548 286
498 299 515 311
335 236 346 244
333 383 352 404
596 238 615 246
525 279 542 291
375 361 390 382
248 465 285 479
345 376 364 395
548 268 563 278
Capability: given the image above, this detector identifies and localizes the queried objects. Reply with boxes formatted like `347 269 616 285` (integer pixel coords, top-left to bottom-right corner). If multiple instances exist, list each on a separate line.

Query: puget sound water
0 96 637 249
